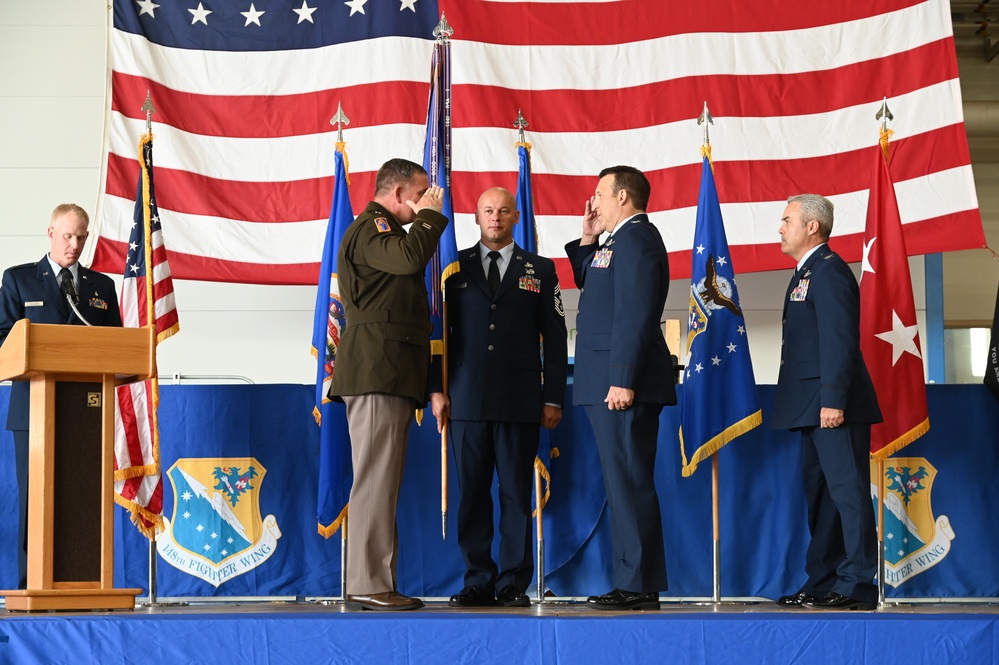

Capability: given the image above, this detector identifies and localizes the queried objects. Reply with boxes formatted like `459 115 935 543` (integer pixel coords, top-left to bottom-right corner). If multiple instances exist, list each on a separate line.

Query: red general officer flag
860 134 930 460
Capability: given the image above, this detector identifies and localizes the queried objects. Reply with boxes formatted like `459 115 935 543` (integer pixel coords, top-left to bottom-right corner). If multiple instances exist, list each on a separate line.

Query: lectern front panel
53 382 103 582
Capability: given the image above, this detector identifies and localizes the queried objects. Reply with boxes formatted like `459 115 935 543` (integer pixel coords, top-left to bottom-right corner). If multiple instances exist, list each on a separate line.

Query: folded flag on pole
315 142 354 538
860 132 930 459
114 131 180 538
514 141 539 254
513 130 557 513
680 153 761 477
987 281 999 403
423 19 460 358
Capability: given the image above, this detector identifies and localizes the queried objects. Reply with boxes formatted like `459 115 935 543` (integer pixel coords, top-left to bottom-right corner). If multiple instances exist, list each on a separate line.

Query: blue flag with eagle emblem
679 155 762 477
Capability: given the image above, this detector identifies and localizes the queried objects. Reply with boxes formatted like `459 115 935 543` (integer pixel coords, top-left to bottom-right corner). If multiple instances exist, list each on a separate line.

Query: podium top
0 319 155 383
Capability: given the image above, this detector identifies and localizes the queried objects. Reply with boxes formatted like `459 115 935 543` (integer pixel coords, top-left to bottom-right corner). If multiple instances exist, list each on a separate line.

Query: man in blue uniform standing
772 194 881 611
0 203 122 588
431 186 567 608
565 166 674 611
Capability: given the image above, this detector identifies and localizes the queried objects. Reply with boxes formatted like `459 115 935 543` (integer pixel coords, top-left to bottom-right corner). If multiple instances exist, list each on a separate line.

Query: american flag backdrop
112 132 180 537
92 0 984 286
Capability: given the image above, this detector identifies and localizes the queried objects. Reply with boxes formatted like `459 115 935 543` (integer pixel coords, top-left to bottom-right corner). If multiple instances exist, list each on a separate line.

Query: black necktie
487 251 501 295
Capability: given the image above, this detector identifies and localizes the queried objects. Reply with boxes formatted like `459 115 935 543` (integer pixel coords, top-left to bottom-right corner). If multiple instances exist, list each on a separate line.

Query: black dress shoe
586 588 660 611
803 592 876 611
345 591 424 611
448 585 498 607
497 585 530 608
776 590 815 606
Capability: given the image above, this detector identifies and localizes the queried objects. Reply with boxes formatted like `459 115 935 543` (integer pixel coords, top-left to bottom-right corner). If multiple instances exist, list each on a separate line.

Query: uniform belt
348 310 431 331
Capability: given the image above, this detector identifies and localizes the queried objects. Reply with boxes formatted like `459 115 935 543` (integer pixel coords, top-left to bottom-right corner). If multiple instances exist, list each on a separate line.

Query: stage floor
2 597 997 665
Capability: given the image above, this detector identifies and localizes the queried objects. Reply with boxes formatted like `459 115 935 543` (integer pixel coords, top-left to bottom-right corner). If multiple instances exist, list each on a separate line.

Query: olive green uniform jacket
329 201 449 407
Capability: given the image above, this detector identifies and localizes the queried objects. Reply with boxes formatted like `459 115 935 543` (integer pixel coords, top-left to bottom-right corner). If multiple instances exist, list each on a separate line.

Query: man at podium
0 203 122 588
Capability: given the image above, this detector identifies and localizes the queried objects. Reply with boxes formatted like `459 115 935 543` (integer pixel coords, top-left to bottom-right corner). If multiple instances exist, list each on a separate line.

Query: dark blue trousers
584 403 667 593
800 422 878 603
451 420 539 593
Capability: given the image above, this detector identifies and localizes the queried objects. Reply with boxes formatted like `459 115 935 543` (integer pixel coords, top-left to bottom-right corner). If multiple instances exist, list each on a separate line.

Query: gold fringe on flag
679 409 762 478
530 447 559 515
318 504 349 539
870 417 930 462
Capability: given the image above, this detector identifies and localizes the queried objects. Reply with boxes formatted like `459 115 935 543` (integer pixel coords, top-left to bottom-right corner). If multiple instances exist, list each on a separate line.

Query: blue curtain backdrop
1 382 995 598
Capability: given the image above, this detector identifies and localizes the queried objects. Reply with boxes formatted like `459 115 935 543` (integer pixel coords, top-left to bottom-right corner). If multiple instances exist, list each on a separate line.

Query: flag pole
431 14 455 541
534 463 545 603
874 97 894 609
140 90 161 608
515 107 547 603
696 101 726 605
441 299 450 540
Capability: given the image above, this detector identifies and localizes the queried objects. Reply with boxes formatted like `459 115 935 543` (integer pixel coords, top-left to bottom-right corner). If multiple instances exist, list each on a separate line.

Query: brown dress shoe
346 591 424 611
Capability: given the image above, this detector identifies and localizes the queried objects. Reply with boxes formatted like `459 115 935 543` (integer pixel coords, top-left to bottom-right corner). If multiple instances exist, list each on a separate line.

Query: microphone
60 272 93 327
60 272 79 306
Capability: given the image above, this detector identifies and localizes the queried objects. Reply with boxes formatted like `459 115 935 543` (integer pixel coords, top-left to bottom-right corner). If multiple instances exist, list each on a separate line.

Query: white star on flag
293 1 317 23
345 0 367 16
400 0 418 11
696 244 705 254
136 0 159 17
716 256 727 266
875 310 922 365
189 3 212 25
727 342 737 353
241 3 265 26
862 236 877 276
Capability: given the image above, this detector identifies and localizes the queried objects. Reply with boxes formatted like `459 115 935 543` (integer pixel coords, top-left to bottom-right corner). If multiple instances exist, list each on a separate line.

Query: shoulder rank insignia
373 217 391 233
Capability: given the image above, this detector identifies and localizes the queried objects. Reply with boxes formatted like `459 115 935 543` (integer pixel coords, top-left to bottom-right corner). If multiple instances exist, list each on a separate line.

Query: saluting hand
580 196 601 245
408 184 446 215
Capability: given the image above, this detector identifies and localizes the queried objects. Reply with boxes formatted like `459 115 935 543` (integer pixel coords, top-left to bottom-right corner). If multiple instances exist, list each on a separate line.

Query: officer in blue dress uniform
772 194 882 611
0 204 122 588
431 187 567 608
564 166 674 611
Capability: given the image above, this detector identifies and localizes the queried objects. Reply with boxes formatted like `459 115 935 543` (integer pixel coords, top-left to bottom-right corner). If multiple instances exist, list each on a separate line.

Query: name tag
789 279 809 302
25 301 44 307
590 248 613 269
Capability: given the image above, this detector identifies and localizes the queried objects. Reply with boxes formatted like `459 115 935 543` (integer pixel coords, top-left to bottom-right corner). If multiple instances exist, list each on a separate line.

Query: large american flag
112 132 180 538
92 0 984 285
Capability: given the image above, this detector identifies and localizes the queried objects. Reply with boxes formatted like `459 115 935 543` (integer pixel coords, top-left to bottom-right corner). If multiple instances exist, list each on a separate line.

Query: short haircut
787 194 834 239
374 159 428 196
598 165 651 211
50 203 89 226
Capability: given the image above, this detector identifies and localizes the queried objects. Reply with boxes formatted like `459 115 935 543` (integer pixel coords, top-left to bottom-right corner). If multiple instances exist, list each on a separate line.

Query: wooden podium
0 319 154 611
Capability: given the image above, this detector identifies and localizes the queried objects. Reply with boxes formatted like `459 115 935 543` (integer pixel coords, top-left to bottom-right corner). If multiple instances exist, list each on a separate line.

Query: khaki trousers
342 393 414 595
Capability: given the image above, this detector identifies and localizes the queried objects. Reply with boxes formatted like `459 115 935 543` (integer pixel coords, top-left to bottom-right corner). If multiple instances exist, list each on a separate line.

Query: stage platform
1 598 996 664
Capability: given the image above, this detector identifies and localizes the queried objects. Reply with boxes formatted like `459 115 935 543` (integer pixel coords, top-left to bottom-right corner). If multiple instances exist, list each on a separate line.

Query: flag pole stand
340 513 348 604
877 459 886 609
712 454 722 603
685 455 755 607
140 531 185 608
534 465 545 604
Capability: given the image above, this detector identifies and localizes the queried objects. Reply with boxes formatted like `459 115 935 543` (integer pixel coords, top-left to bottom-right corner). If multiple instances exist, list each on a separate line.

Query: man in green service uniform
330 158 448 611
